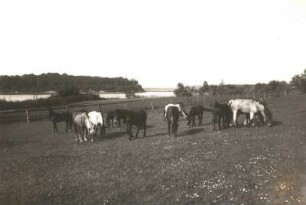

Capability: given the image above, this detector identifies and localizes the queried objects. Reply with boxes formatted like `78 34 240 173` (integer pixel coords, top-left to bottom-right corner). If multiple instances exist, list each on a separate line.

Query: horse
88 111 106 140
106 111 115 127
186 105 205 127
163 103 187 120
115 109 147 140
48 108 73 133
212 101 232 130
166 106 180 137
112 109 130 127
228 99 272 127
72 112 96 142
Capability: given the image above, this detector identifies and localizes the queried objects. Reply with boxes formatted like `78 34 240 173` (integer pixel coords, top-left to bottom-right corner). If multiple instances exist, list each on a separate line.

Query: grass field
0 95 306 205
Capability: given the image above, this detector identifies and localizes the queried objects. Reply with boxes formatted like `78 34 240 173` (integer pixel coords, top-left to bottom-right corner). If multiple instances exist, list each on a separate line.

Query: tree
174 83 192 97
290 69 306 93
199 81 209 95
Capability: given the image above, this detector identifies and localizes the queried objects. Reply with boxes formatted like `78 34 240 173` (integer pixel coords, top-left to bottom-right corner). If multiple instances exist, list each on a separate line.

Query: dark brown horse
211 102 232 130
115 109 147 140
112 109 130 127
106 111 115 127
166 106 180 137
48 108 73 133
187 105 205 127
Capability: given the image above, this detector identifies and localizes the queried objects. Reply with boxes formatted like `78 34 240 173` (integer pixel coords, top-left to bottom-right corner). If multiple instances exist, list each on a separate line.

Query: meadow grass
0 95 305 204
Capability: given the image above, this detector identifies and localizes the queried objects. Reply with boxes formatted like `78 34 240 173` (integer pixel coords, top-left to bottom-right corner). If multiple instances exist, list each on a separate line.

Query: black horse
166 106 180 137
211 102 232 130
121 109 147 140
112 109 130 127
48 108 73 133
187 105 205 127
106 111 115 127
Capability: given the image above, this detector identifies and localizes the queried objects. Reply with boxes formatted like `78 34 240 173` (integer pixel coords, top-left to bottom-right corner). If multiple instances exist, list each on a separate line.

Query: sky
1 0 306 88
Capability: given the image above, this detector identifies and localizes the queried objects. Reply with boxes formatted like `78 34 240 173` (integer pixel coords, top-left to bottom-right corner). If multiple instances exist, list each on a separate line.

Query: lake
0 94 52 102
0 91 175 102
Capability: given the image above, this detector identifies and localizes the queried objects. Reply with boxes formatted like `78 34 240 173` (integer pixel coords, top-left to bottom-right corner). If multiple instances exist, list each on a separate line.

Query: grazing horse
115 109 147 140
163 103 187 119
73 112 95 142
212 102 232 130
112 109 130 127
106 111 115 127
228 99 272 127
166 106 180 137
88 111 106 140
48 108 73 133
187 105 205 127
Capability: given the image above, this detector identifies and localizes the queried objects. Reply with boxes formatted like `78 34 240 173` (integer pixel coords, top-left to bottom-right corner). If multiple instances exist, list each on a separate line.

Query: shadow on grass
97 124 155 141
0 139 40 148
142 131 168 139
97 130 127 141
270 120 282 127
177 127 205 137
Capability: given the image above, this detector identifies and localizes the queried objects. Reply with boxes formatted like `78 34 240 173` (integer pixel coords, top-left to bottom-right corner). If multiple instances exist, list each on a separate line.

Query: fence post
98 104 102 113
25 109 30 123
150 101 154 110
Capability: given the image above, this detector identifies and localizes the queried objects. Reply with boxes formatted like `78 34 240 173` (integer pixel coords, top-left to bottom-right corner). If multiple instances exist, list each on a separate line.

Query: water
99 91 175 99
0 94 52 102
0 91 175 102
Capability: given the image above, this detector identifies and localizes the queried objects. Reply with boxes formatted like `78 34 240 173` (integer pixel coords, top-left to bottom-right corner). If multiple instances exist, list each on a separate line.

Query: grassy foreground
0 95 306 205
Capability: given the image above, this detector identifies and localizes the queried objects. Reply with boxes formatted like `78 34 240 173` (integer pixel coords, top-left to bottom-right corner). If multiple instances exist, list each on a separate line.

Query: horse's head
112 111 121 127
186 115 191 127
264 106 273 127
85 116 96 135
257 102 273 127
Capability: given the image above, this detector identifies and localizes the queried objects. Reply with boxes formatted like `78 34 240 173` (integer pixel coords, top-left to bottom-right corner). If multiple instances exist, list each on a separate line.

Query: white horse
228 99 271 127
163 103 187 119
73 112 95 142
88 111 105 140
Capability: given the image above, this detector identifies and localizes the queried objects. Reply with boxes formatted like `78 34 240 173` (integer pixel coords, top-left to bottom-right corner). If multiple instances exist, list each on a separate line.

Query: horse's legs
232 111 238 127
127 124 133 140
99 124 103 137
69 121 72 132
74 125 78 141
199 114 202 126
173 121 178 137
143 123 146 137
213 112 217 130
167 121 171 136
135 126 139 138
218 116 222 130
65 121 68 132
79 129 84 142
249 112 255 127
84 128 89 142
260 110 267 123
192 116 196 127
53 122 58 133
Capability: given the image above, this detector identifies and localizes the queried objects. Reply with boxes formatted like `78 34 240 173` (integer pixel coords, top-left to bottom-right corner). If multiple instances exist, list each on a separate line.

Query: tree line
174 69 306 97
0 73 144 94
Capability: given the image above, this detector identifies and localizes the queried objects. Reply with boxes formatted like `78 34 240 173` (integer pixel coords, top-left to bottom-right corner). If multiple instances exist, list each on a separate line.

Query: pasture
0 95 306 205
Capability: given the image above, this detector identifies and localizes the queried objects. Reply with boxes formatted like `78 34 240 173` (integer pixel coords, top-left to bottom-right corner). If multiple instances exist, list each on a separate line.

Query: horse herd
48 98 273 142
